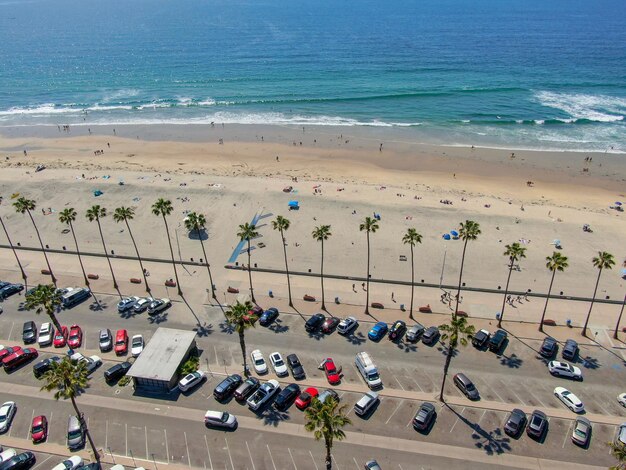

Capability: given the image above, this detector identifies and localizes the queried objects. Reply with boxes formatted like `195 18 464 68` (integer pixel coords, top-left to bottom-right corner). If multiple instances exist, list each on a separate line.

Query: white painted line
105 420 108 450
353 457 360 469
125 422 128 456
225 437 235 470
404 370 424 393
449 407 465 433
288 447 298 470
164 428 170 462
385 401 403 424
8 321 15 341
392 374 406 391
405 413 415 428
31 454 53 470
476 409 487 427
145 426 149 461
563 421 574 448
184 431 192 468
246 441 256 470
204 434 213 470
266 444 278 470
47 411 53 442
399 465 405 470
503 380 528 406
309 450 319 470
26 408 34 439
213 345 219 365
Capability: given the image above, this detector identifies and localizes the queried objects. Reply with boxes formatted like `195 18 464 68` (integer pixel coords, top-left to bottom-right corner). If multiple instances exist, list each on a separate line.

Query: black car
32 356 61 378
504 408 527 438
526 410 548 439
562 339 579 361
305 313 326 332
76 465 102 470
0 451 36 470
0 283 24 298
213 374 243 401
287 353 306 379
274 383 301 410
412 402 436 431
422 326 440 345
540 337 558 358
22 321 37 344
472 329 490 348
388 320 407 341
259 308 279 326
489 329 507 352
103 361 132 383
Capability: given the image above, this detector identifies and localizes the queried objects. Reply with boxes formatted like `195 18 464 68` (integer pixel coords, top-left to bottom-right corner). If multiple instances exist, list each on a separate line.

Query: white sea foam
534 91 626 123
101 89 140 103
0 104 78 115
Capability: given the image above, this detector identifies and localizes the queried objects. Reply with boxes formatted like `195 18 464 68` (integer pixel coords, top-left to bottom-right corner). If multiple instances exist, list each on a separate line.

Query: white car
548 361 583 381
147 298 171 315
204 410 237 429
51 455 83 470
247 379 280 410
133 297 153 313
337 316 359 335
618 393 626 408
179 370 206 392
0 401 16 433
251 349 268 374
0 448 17 463
117 296 140 312
131 335 144 357
554 387 584 413
38 322 53 347
70 352 102 374
269 352 288 377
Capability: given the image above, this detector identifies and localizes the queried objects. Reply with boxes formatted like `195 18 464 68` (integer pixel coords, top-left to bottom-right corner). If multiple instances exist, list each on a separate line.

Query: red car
323 358 341 385
53 326 68 348
0 346 22 362
295 387 319 410
31 415 48 443
114 329 129 355
68 324 83 349
321 317 340 334
3 347 38 370
248 305 263 318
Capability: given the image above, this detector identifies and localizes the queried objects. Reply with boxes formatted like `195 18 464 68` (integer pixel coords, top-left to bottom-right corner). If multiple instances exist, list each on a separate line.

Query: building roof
128 328 197 382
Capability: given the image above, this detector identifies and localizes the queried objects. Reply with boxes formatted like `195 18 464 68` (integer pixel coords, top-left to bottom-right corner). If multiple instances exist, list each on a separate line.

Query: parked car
204 410 237 429
213 374 242 401
321 317 340 334
453 373 479 400
248 305 263 318
33 356 61 378
318 389 339 404
104 362 132 383
354 392 379 417
269 352 288 377
131 335 144 357
37 323 53 347
147 298 171 315
616 423 626 446
247 379 280 410
178 370 206 392
364 461 381 470
0 451 35 470
22 321 37 344
554 387 584 413
0 449 16 465
234 377 260 401
51 456 82 470
250 349 268 374
540 337 558 358
0 284 23 299
548 361 582 381
287 353 306 379
70 353 102 375
368 322 388 341
133 297 153 313
31 415 48 443
53 326 68 348
618 393 626 408
305 313 325 332
0 346 21 362
3 348 38 371
259 308 279 326
67 325 83 349
526 410 548 439
0 401 16 433
322 358 341 384
562 339 579 361
412 402 436 431
504 408 526 437
572 417 592 447
337 317 358 335
406 323 425 342
98 329 112 352
66 415 84 450
114 329 129 355
422 326 440 345
117 296 139 313
388 320 406 341
274 383 300 410
295 387 318 410
472 329 490 348
488 329 507 352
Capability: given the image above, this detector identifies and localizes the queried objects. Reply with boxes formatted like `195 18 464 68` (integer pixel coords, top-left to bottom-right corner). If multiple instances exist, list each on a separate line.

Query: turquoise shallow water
0 0 625 152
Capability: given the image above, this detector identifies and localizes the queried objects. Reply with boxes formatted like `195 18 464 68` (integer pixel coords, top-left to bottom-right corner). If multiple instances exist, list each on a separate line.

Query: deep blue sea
1 0 625 152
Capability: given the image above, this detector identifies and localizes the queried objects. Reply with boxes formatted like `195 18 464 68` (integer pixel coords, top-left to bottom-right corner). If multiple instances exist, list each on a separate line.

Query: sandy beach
0 124 624 328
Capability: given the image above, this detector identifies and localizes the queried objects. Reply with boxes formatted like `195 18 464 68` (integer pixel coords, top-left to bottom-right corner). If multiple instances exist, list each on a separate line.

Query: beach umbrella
288 200 299 207
450 230 459 237
442 233 451 240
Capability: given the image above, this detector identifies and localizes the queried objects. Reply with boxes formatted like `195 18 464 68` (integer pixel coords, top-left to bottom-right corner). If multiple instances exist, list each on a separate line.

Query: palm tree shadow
579 355 601 370
345 332 367 346
499 353 523 369
289 305 306 322
397 341 418 353
256 406 290 427
193 322 213 337
444 404 511 455
219 321 235 335
147 312 169 324
88 297 106 312
583 333 624 367
180 294 200 325
308 331 325 341
437 345 459 358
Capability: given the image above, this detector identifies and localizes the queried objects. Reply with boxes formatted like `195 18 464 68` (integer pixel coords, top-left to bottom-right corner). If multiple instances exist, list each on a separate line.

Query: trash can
335 296 340 304
400 304 405 311
566 319 572 327
496 312 501 320
269 290 274 298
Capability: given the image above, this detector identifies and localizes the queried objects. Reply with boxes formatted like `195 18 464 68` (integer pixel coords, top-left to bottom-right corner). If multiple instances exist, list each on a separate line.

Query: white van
355 352 382 389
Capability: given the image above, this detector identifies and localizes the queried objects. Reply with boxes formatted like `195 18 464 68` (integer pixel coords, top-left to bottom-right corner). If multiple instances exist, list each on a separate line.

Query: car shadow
499 353 523 369
147 312 168 324
396 341 418 353
578 355 601 370
444 404 512 455
268 320 289 334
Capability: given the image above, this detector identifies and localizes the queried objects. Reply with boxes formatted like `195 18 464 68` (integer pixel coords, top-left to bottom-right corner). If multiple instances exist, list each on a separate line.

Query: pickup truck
247 379 280 410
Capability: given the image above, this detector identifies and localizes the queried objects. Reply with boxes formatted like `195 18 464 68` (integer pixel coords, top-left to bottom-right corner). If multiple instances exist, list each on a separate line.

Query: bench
227 286 239 294
303 294 316 302
130 278 142 284
165 280 177 288
419 305 432 313
87 274 99 280
371 302 384 309
542 319 557 326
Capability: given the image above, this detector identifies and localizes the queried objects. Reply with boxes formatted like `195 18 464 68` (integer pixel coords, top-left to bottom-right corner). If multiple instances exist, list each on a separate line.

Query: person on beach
379 143 383 152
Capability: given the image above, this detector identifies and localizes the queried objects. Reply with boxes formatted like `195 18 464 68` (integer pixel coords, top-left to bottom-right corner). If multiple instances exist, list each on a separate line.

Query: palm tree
152 198 182 296
312 225 332 311
304 395 351 469
113 206 151 293
539 251 569 332
13 197 56 285
359 217 379 315
24 284 63 338
402 228 423 320
272 215 293 307
454 220 481 317
237 223 259 303
224 301 256 377
86 205 118 289
184 212 216 300
582 251 615 337
438 315 475 402
607 440 626 470
0 214 27 285
41 357 100 463
59 208 89 288
498 242 527 328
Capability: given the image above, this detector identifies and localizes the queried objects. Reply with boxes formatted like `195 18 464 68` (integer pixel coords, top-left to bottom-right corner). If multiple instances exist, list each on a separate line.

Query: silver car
204 410 237 429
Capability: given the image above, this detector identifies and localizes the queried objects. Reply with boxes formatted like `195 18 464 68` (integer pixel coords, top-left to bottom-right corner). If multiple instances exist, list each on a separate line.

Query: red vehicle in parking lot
31 415 48 443
114 329 129 355
67 325 83 349
53 326 69 348
0 346 22 362
2 347 38 371
295 387 319 410
322 358 341 385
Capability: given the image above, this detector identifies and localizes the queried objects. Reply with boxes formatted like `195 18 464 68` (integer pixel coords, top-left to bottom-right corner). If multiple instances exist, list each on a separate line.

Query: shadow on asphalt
444 403 512 455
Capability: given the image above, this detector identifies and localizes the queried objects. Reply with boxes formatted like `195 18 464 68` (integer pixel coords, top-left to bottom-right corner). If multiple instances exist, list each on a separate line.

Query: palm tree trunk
95 218 118 289
246 239 254 303
320 239 326 310
439 343 454 401
69 396 100 463
125 219 150 294
198 234 216 299
582 268 602 337
409 244 415 320
0 215 27 285
539 271 557 332
162 216 183 296
239 329 249 377
365 232 370 315
325 436 332 469
69 221 89 288
614 294 626 339
281 229 293 307
47 310 63 337
454 239 469 319
26 209 56 286
498 261 514 328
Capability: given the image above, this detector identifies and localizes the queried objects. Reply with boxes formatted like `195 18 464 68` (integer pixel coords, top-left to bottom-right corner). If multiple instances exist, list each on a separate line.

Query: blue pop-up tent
288 200 299 210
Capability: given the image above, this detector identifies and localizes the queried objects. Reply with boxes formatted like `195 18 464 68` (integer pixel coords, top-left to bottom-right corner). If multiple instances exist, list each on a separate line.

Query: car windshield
368 371 379 380
0 415 6 423
532 416 542 426
32 423 43 432
116 339 125 345
255 358 264 365
466 383 475 391
133 338 142 346
100 332 108 339
300 392 311 400
70 332 79 339
574 427 586 437
220 412 230 423
275 358 284 366
68 429 82 439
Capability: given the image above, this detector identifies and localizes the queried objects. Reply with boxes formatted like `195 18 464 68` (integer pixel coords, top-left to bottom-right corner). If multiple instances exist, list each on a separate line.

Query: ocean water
0 0 625 152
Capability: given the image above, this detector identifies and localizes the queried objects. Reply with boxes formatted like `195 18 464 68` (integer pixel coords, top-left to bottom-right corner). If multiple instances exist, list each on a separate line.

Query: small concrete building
127 327 197 393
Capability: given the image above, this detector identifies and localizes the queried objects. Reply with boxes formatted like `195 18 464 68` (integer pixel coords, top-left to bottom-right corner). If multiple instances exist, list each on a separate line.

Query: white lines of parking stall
449 407 466 433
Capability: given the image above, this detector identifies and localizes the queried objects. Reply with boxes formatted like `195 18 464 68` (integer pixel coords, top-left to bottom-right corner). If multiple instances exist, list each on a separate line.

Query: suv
562 339 578 361
287 354 306 379
422 326 440 345
540 337 558 358
472 329 490 348
504 408 526 437
22 321 37 344
406 323 425 342
388 320 407 341
234 377 260 401
274 383 300 410
214 374 242 401
354 392 379 417
412 402 436 431
259 308 279 326
305 313 325 332
453 373 479 400
104 362 132 383
337 317 358 335
33 356 61 378
489 329 507 352
38 322 53 347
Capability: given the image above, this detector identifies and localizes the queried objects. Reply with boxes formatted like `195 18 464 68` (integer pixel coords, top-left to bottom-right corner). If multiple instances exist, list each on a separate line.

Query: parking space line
125 423 128 456
449 407 465 433
353 457 360 469
184 431 192 468
563 421 574 448
31 455 53 470
8 321 14 341
385 401 403 424
105 420 108 450
246 441 256 470
405 370 424 393
476 409 487 427
392 374 405 391
204 434 213 470
145 426 149 462
288 447 298 469
164 428 170 462
309 450 319 470
26 408 34 439
266 444 278 470
213 345 219 365
501 379 528 406
225 437 235 470
48 411 53 442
